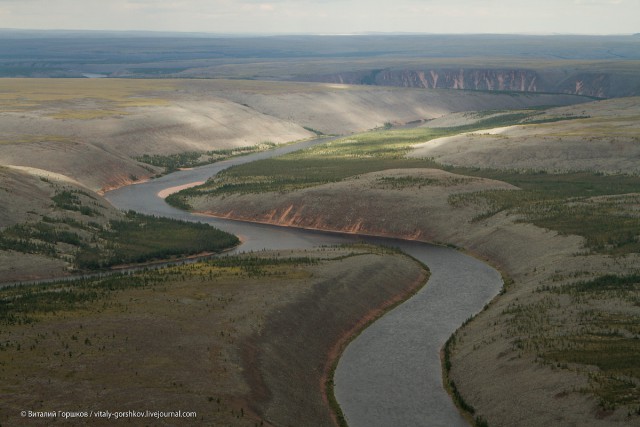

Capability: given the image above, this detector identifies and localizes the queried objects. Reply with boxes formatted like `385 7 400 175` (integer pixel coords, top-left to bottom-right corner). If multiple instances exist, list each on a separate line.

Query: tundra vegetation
0 78 173 113
0 176 238 279
2 33 640 97
0 245 427 427
136 142 276 173
171 101 640 424
165 109 591 207
2 33 639 426
1 77 638 427
0 207 238 272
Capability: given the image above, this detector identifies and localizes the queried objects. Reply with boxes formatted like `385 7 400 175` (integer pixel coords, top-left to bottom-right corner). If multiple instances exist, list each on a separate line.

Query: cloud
574 0 624 3
0 0 638 34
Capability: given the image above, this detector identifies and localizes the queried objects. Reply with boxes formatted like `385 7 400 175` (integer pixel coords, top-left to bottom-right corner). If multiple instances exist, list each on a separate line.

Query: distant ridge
1 32 638 96
0 28 252 38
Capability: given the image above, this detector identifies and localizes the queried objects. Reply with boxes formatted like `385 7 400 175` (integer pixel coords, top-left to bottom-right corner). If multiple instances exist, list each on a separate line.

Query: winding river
105 137 502 427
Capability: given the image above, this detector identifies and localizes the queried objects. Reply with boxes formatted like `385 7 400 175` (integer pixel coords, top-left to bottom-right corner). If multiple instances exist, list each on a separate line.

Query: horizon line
0 28 637 38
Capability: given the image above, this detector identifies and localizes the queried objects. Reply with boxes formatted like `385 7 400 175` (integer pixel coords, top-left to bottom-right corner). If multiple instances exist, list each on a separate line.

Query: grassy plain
0 246 427 427
0 78 173 110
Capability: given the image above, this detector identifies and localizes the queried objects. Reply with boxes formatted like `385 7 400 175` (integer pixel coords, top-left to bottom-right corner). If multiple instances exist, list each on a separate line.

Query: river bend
105 138 502 427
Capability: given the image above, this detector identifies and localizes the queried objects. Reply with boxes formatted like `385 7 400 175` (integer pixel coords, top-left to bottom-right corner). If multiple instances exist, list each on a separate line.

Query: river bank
0 246 429 427
187 165 640 425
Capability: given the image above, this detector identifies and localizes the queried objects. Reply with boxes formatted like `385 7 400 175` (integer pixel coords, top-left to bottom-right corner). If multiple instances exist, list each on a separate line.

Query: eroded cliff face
298 68 627 98
376 69 540 92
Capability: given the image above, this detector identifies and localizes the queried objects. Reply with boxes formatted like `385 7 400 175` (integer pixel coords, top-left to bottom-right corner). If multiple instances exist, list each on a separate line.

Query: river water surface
105 138 502 427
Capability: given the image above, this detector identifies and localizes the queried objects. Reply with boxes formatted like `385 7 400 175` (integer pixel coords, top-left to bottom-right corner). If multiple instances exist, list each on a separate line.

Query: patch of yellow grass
118 98 169 107
542 120 640 138
47 110 132 120
180 78 362 95
0 135 75 145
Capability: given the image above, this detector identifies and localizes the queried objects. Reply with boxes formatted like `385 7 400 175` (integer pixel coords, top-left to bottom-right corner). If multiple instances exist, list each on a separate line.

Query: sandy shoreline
157 181 205 198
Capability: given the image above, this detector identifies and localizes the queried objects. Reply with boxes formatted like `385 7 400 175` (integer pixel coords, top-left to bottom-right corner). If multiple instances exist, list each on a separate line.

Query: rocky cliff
297 68 637 98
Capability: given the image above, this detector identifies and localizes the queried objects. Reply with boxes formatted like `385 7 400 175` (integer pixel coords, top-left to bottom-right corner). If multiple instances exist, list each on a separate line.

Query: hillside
0 78 587 192
0 79 312 192
409 97 640 174
0 246 427 426
178 97 640 425
0 166 117 282
0 165 238 283
0 79 588 283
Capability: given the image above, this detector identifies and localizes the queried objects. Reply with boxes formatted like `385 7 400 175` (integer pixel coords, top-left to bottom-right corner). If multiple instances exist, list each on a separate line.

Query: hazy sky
1 0 638 35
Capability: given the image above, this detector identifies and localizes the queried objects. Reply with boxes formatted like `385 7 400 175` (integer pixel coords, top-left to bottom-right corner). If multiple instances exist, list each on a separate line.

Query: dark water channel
105 138 502 427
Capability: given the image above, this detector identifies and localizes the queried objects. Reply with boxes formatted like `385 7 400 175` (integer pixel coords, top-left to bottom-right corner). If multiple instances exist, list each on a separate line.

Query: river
105 137 502 427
